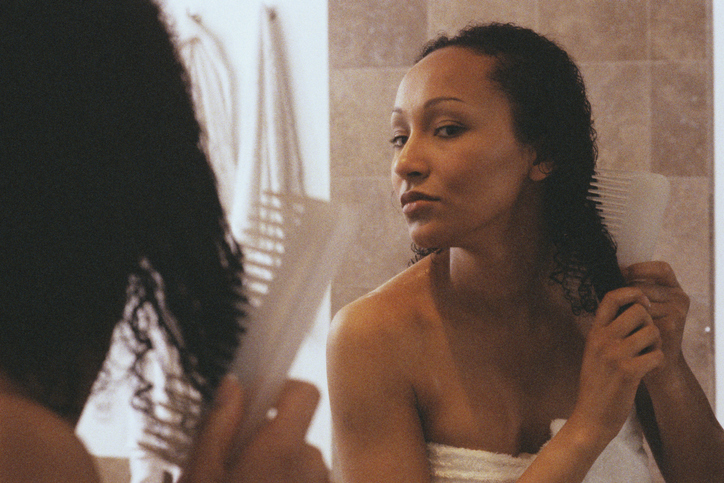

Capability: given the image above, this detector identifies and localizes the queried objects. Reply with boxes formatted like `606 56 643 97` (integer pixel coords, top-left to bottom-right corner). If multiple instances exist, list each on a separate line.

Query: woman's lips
400 191 438 215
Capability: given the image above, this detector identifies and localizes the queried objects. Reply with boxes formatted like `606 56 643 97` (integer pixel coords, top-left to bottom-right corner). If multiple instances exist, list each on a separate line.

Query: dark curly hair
0 0 244 450
412 23 624 314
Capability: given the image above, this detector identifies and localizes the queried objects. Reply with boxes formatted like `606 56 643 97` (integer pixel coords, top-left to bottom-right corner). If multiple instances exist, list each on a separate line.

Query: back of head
419 23 623 313
0 0 242 420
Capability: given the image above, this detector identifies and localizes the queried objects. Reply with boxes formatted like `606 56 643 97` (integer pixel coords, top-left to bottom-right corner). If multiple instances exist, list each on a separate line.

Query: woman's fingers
270 380 321 443
180 375 245 483
623 262 689 318
623 262 690 387
593 287 651 330
586 287 664 381
622 321 662 357
593 288 662 360
623 261 680 288
606 303 652 340
228 379 330 482
181 377 329 482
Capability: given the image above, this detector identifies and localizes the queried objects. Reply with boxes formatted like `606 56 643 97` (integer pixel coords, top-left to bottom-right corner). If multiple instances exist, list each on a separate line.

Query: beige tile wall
328 0 714 411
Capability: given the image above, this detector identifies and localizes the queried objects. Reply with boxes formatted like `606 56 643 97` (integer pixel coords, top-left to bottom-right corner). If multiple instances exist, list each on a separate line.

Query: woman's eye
389 135 408 148
435 125 465 137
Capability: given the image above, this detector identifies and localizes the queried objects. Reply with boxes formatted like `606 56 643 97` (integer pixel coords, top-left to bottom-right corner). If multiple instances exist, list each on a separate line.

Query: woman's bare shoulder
334 258 432 326
0 392 101 482
329 258 436 360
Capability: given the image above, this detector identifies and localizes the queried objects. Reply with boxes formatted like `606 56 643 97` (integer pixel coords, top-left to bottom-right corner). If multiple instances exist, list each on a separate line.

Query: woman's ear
522 144 552 182
529 159 553 181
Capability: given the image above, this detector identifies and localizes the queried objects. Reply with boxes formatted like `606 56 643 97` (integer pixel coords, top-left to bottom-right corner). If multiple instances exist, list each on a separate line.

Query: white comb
229 192 357 449
588 169 670 267
134 191 358 466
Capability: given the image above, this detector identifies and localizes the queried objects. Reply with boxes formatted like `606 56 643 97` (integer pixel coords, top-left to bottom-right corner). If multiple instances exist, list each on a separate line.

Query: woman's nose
391 135 429 181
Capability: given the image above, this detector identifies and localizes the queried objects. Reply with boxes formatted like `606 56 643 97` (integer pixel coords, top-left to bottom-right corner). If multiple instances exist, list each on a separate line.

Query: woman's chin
409 230 446 251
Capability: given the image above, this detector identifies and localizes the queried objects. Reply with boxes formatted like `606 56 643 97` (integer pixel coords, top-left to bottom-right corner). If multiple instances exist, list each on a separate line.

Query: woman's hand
623 261 690 384
571 287 664 444
620 263 724 483
519 288 666 483
179 377 329 483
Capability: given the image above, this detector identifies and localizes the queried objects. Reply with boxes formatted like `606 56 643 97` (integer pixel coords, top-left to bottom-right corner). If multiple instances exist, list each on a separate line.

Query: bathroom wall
329 0 715 411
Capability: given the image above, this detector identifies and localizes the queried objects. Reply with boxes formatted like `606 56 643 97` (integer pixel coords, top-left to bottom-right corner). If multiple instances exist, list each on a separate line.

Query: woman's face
390 46 547 250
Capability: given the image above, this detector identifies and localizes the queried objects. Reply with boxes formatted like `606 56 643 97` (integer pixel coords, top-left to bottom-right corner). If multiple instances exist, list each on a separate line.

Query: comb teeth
588 173 633 236
228 192 358 452
240 192 307 307
587 169 670 267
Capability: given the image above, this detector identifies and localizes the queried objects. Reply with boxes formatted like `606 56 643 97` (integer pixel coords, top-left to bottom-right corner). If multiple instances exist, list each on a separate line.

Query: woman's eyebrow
423 96 466 109
392 96 466 115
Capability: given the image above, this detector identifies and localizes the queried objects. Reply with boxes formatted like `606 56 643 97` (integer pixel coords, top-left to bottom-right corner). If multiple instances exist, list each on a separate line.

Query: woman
0 0 327 481
327 23 724 482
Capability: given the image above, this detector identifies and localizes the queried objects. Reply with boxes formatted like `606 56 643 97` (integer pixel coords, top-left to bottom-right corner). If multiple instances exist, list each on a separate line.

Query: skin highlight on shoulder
331 256 437 344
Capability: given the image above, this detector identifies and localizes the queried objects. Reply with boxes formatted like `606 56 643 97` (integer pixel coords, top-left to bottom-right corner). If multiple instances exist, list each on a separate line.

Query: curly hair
412 23 624 314
0 0 244 440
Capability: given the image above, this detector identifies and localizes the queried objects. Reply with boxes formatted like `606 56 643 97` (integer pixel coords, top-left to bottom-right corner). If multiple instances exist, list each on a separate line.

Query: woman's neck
429 227 560 327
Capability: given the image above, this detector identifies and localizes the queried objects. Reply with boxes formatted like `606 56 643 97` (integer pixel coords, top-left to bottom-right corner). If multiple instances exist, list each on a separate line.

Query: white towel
428 412 652 483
